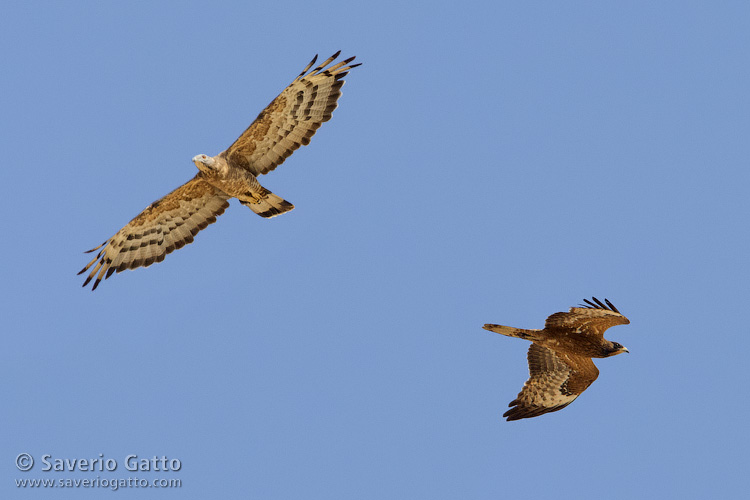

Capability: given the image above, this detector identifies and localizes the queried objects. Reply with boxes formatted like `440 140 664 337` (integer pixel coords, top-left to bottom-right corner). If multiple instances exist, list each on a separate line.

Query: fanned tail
240 189 294 218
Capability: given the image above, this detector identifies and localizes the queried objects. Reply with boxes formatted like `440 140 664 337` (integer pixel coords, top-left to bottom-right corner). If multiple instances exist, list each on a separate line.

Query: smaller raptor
483 297 630 421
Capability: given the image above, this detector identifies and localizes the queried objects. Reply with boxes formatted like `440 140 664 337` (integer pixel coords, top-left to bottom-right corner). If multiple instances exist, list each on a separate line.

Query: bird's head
605 341 629 357
192 154 219 174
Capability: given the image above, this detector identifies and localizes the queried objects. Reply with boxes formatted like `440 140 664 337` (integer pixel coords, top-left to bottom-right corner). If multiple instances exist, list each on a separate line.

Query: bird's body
192 154 293 217
483 297 630 421
79 52 359 290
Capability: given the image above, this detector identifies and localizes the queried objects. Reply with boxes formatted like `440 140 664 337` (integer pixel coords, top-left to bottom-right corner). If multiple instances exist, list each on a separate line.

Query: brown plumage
483 297 630 421
79 52 360 290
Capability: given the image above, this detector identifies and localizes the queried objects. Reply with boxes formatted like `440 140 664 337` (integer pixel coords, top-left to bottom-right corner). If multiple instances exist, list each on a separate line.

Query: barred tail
241 190 294 218
482 324 540 341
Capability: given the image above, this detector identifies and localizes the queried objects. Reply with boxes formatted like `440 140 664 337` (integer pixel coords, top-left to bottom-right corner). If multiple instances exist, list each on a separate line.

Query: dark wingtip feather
83 242 106 254
298 54 318 77
605 299 620 313
580 297 621 314
591 297 608 309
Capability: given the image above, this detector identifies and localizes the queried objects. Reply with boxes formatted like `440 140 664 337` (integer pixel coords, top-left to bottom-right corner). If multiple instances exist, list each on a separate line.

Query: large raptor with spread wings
483 297 630 421
79 52 360 290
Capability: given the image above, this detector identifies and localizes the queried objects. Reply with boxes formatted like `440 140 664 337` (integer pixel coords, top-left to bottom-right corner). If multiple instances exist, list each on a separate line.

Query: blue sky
2 1 749 498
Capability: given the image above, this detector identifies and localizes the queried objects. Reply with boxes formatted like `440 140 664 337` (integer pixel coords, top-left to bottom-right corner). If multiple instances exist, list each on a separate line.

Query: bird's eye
202 155 207 159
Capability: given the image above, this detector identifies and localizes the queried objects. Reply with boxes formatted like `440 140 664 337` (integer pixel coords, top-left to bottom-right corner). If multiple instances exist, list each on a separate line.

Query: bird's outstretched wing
544 297 630 338
221 51 360 176
503 344 599 421
78 175 230 290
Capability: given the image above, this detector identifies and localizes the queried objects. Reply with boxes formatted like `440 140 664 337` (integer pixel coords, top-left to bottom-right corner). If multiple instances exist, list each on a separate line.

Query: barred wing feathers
222 51 360 176
544 297 630 337
504 344 599 421
78 176 230 290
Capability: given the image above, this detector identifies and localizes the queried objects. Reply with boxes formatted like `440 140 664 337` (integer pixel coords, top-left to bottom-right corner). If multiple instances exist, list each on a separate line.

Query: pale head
192 154 218 174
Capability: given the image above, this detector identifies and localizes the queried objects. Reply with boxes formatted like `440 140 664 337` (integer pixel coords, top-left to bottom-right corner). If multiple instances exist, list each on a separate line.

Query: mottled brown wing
78 175 230 290
221 51 360 176
503 345 599 421
544 297 630 338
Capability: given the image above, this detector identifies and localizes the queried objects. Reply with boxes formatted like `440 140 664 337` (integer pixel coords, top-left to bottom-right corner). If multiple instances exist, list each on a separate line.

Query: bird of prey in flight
483 297 630 421
79 52 360 290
